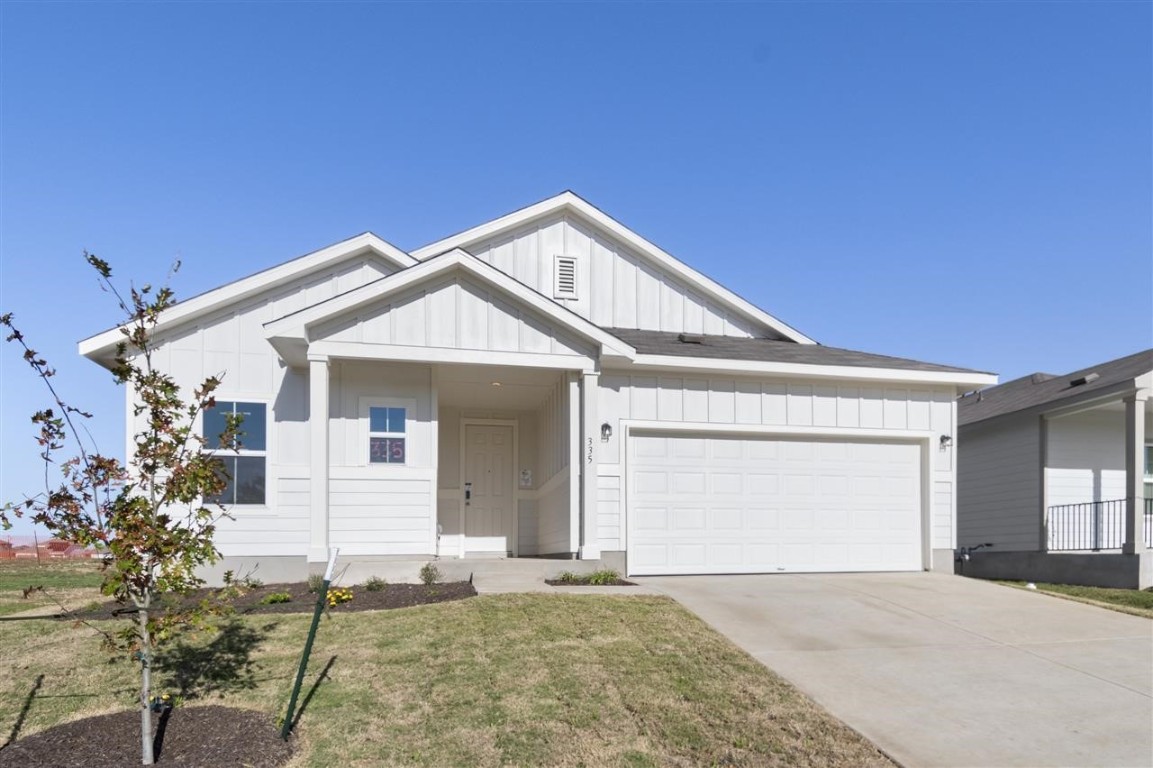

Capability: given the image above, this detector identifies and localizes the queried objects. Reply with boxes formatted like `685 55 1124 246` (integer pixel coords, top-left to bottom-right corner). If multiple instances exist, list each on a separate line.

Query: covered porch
1042 389 1152 556
261 249 633 566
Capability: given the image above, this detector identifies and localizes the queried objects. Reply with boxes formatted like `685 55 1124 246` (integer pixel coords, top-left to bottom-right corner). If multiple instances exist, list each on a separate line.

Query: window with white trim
1144 443 1152 500
203 401 266 505
554 255 577 299
369 406 407 464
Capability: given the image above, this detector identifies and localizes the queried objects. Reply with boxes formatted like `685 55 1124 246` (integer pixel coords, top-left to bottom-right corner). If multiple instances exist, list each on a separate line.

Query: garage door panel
628 434 923 575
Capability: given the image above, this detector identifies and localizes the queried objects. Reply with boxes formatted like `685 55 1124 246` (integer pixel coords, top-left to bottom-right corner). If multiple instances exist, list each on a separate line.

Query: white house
957 350 1153 588
79 192 995 580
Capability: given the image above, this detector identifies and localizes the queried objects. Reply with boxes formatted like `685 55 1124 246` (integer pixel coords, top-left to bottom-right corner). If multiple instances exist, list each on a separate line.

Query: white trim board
264 248 635 361
79 233 416 365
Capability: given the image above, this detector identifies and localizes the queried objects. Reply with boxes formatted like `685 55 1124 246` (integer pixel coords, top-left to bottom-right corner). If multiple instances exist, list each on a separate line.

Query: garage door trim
620 420 935 576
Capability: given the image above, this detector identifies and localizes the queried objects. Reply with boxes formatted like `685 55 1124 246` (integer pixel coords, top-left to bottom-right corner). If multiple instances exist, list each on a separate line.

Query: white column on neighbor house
579 370 600 560
308 355 331 563
1122 389 1149 555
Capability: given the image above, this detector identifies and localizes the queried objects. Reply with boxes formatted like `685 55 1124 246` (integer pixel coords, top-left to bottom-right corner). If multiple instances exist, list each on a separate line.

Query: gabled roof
610 329 997 387
79 232 416 364
410 191 816 346
959 349 1153 426
264 248 636 361
610 329 989 373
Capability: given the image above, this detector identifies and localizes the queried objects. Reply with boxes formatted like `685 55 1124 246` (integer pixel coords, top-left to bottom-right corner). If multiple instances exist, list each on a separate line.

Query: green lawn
0 592 892 767
0 559 105 616
0 559 105 591
1001 581 1153 618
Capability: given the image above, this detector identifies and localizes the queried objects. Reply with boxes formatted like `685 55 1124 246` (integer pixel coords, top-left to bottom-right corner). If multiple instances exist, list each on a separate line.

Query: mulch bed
67 581 477 620
0 705 292 767
545 578 636 587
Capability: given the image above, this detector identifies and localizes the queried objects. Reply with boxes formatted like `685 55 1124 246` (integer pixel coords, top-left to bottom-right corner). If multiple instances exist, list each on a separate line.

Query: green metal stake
281 548 338 740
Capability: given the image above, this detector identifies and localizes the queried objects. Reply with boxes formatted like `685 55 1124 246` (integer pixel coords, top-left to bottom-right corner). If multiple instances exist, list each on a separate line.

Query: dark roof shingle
958 349 1153 426
605 329 989 374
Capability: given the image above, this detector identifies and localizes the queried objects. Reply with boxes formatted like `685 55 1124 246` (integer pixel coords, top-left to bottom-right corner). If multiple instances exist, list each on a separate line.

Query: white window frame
360 397 416 467
1144 442 1152 498
203 399 269 508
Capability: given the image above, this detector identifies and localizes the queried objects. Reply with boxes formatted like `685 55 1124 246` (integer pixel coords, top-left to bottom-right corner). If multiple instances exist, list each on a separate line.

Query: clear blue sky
1 2 1150 534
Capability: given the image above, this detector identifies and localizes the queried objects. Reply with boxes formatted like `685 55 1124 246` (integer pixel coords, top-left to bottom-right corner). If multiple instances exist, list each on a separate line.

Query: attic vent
554 255 577 299
678 333 704 344
1069 372 1100 387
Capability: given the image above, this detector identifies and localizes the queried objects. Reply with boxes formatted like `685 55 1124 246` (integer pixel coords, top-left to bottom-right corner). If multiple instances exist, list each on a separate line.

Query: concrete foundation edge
957 550 1151 590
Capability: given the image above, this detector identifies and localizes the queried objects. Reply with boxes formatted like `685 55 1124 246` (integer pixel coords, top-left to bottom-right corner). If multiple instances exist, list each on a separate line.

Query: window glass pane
389 408 406 433
205 456 237 505
234 403 266 451
1145 445 1153 477
203 404 231 449
369 407 389 433
387 437 406 463
370 436 390 463
234 456 266 504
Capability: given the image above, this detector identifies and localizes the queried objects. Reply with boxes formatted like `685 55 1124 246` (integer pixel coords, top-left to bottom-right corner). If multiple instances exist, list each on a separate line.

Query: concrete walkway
639 572 1153 768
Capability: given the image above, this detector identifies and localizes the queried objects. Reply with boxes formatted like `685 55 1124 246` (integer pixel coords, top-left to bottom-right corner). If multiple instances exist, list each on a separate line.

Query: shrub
555 571 581 584
307 573 325 594
260 592 291 605
364 575 387 592
419 562 442 586
242 576 263 589
586 569 621 586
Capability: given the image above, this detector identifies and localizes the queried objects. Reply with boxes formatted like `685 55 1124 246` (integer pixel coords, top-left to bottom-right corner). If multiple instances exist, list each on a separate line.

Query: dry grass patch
1 594 892 767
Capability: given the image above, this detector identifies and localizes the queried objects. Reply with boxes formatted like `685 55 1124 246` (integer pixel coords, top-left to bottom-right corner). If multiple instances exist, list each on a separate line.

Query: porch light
939 434 953 448
490 381 502 387
601 423 612 442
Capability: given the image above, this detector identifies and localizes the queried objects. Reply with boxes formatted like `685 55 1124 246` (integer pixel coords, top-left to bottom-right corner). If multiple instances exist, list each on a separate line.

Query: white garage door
627 433 923 576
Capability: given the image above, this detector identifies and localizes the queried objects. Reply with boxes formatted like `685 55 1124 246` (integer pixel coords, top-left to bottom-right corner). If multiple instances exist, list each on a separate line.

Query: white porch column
579 370 600 559
1122 389 1148 555
308 355 331 563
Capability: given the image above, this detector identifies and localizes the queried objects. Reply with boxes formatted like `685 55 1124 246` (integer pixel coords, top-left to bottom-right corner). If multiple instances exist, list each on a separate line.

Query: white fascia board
410 192 816 345
627 354 999 388
264 249 636 359
78 232 417 362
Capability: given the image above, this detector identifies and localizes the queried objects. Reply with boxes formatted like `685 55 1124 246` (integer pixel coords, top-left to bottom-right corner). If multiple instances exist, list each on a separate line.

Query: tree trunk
138 603 154 765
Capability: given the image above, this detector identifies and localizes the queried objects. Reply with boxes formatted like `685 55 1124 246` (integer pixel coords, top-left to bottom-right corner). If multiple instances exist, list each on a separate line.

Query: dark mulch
67 581 477 621
545 578 636 587
0 705 292 767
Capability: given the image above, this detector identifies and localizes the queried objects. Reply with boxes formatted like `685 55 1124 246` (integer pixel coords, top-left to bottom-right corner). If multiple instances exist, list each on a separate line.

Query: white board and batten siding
466 215 762 338
324 361 435 556
312 275 595 359
596 374 958 570
143 255 400 558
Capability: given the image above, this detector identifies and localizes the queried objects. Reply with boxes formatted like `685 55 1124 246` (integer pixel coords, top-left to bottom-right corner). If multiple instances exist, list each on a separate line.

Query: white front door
463 424 516 555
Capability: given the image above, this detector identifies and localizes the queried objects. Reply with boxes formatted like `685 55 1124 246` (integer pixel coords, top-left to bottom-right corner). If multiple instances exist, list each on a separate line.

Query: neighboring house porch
957 350 1153 589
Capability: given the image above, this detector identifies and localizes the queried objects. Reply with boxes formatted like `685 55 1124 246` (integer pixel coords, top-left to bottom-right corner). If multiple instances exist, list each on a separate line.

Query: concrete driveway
639 572 1152 768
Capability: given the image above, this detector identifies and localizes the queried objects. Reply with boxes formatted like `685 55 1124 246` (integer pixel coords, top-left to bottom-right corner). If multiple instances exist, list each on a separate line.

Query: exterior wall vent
554 255 577 299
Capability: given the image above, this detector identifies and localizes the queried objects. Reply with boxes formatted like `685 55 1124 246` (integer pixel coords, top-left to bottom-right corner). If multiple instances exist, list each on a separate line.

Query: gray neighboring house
957 349 1153 589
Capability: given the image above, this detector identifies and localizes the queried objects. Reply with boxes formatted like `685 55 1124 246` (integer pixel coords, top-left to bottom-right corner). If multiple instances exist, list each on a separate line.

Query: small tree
1 254 237 765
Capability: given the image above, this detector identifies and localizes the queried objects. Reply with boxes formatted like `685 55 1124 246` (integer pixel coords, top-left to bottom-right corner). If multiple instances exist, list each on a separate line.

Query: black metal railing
1047 498 1152 551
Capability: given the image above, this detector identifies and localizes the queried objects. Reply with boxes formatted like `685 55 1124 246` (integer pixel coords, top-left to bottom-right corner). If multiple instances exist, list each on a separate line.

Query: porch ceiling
436 364 563 411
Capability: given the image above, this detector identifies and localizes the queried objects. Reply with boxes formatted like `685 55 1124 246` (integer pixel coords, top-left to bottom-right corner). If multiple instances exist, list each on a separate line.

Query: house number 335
587 437 593 464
